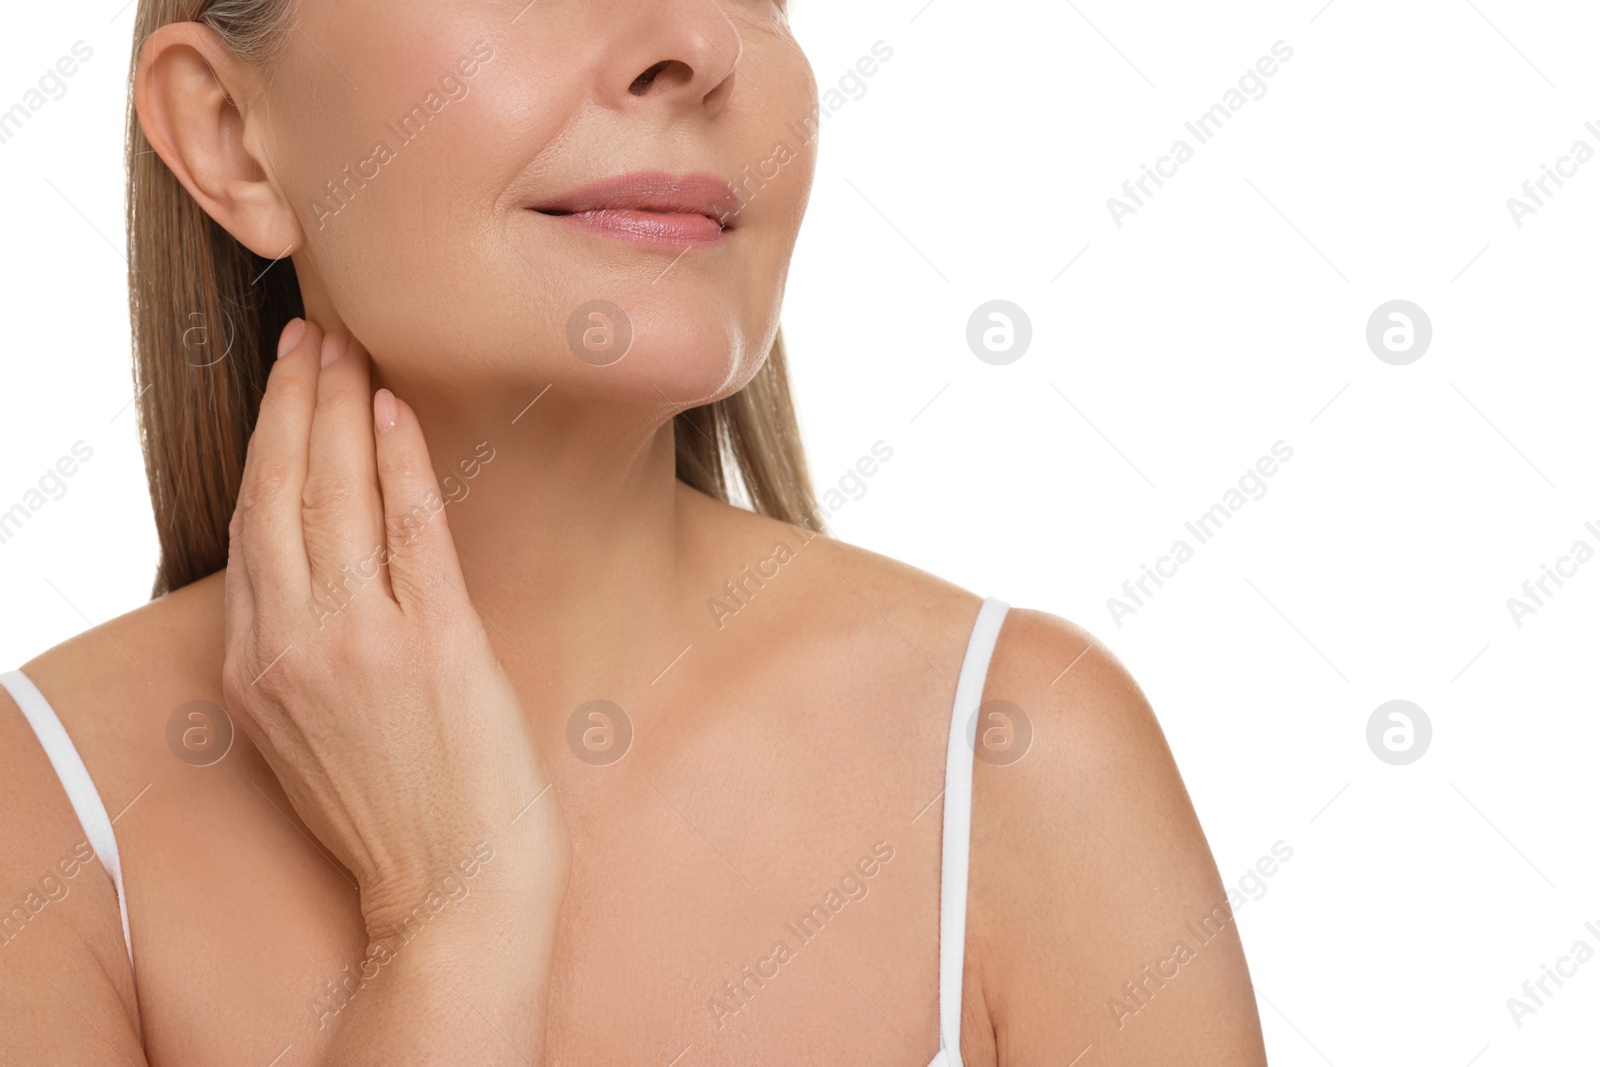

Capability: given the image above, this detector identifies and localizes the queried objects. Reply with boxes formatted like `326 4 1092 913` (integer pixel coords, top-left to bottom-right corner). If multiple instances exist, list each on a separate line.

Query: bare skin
0 494 1264 1064
0 0 1267 1063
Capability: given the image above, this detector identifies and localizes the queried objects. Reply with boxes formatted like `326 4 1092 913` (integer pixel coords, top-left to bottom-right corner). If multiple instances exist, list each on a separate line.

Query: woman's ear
134 22 302 259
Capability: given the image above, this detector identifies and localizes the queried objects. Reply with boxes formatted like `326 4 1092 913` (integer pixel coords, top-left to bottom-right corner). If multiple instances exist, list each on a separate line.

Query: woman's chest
126 722 950 1065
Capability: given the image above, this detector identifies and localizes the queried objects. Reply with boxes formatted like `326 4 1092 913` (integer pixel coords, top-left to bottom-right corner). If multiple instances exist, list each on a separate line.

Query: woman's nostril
629 60 674 96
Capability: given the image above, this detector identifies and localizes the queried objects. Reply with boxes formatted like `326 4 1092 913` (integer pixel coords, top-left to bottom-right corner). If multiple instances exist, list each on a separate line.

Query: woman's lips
539 207 728 245
528 171 741 248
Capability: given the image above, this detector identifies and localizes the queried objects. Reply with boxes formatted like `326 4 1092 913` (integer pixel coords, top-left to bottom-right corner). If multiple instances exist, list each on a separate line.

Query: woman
0 1 1268 1063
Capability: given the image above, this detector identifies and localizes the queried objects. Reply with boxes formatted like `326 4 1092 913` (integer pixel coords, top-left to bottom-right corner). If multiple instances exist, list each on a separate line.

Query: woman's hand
221 319 568 1062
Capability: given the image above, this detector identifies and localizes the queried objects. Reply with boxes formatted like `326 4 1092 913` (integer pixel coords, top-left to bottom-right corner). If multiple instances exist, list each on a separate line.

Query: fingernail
277 318 306 360
374 388 398 432
321 331 347 368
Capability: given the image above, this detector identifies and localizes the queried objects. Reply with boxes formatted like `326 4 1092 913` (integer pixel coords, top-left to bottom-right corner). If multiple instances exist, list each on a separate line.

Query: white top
1 595 1011 1063
0 667 134 975
929 595 1009 1067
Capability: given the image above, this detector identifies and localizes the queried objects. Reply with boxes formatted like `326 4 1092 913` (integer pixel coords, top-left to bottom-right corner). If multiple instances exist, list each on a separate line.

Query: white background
2 1 1597 1063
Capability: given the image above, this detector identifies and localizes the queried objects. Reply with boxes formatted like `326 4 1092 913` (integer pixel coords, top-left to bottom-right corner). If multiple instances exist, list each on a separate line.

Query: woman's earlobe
133 22 301 260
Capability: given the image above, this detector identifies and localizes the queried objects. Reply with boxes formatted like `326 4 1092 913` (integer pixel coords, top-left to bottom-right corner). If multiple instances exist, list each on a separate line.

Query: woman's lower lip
535 208 729 246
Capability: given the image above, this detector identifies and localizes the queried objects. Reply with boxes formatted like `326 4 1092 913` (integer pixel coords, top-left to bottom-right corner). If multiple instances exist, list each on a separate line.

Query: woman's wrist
359 830 570 958
317 920 562 1067
321 843 568 1067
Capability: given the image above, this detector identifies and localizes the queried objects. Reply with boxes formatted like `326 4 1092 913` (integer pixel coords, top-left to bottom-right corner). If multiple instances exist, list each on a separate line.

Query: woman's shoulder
731 507 1114 691
934 593 1265 1059
6 569 229 810
0 570 227 1047
15 568 229 721
795 526 1188 857
787 532 1267 1057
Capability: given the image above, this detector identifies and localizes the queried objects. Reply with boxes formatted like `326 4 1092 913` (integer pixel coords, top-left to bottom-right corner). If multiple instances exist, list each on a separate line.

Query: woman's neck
399 384 695 699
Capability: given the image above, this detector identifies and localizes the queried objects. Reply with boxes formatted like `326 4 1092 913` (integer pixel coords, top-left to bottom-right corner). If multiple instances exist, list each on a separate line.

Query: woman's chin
533 296 764 406
556 335 757 411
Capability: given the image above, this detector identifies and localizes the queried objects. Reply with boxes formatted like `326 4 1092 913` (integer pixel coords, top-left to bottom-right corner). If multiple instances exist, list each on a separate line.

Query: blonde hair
126 0 823 597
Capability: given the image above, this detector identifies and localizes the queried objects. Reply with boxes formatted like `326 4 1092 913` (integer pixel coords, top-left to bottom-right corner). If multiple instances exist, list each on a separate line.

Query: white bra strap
0 669 134 974
936 596 1010 1067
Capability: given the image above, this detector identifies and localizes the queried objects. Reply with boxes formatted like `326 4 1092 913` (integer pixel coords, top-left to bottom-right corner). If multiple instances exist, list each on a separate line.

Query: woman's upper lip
528 171 742 227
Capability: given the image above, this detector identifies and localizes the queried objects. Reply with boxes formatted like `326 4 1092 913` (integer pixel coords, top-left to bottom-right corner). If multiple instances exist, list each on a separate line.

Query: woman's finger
371 388 472 618
236 318 323 622
222 497 256 666
300 327 393 611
